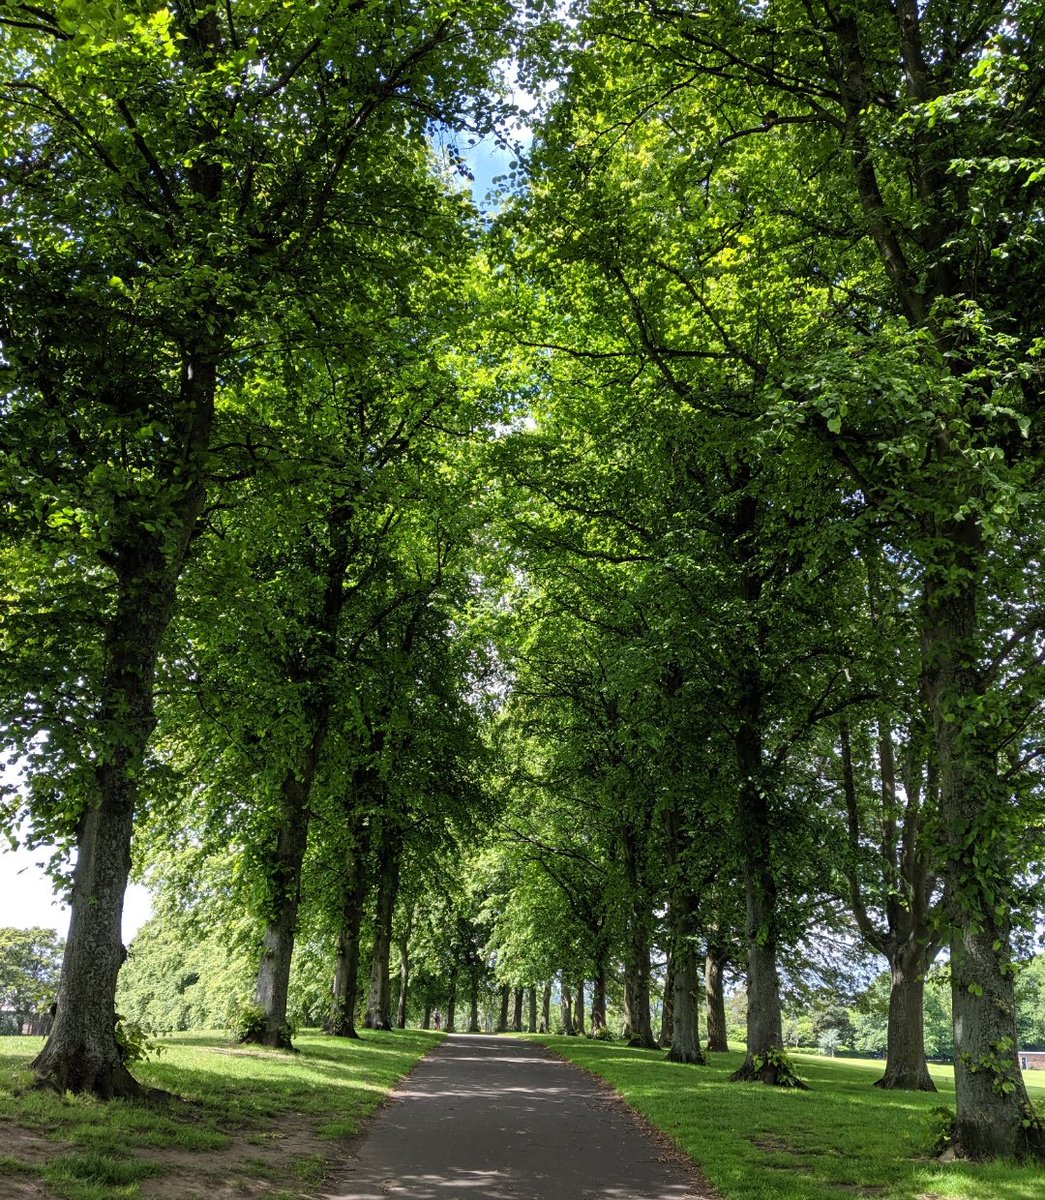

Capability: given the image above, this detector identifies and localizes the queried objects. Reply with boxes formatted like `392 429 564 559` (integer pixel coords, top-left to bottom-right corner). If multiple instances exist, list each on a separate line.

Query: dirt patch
2 1125 71 1166
137 1114 334 1199
749 1134 798 1153
0 1113 339 1200
0 1125 71 1198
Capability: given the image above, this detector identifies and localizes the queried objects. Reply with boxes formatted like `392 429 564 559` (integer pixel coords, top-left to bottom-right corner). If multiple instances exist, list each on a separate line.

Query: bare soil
0 1112 341 1200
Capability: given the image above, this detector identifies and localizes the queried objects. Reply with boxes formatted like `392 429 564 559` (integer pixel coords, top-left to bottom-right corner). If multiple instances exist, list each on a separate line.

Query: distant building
1019 1051 1045 1071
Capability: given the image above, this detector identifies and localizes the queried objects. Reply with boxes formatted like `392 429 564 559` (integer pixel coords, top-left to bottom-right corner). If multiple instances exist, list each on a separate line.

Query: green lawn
536 1037 1045 1200
0 1028 440 1200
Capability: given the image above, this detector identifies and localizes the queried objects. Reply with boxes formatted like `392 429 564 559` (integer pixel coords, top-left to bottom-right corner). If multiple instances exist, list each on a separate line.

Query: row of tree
2 0 1044 1166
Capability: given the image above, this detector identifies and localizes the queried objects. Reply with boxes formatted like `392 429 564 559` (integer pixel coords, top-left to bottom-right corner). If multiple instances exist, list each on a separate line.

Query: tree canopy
2 0 1045 1164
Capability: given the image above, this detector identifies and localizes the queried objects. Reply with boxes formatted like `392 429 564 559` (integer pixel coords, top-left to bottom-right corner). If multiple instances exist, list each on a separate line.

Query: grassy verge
0 1028 441 1200
536 1036 1045 1200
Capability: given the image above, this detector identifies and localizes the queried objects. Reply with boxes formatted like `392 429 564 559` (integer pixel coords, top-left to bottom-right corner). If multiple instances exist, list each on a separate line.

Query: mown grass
0 1027 440 1200
538 1036 1045 1200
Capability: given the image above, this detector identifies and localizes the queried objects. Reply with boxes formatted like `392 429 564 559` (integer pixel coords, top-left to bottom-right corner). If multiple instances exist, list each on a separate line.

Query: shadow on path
322 1034 718 1200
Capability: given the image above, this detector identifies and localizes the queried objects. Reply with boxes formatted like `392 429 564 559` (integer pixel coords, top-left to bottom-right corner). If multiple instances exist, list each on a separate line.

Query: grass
536 1036 1045 1200
0 1027 441 1200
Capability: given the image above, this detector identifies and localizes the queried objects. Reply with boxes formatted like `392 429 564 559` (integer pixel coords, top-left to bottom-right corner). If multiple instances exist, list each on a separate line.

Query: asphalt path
322 1033 718 1200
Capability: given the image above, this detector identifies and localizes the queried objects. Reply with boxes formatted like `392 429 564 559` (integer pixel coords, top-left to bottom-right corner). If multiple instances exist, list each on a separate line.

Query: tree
0 927 64 1032
579 0 1045 1157
1 0 514 1095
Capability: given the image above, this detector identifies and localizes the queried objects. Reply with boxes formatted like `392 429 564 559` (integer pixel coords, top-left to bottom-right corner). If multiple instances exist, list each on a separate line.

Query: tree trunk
32 793 141 1097
422 1002 432 1031
660 953 674 1048
32 499 203 1095
512 987 524 1032
364 824 402 1030
923 571 1044 1156
541 981 552 1033
247 771 312 1049
527 986 537 1034
497 984 510 1032
468 979 480 1033
574 978 585 1036
445 972 457 1033
560 979 576 1036
873 949 935 1091
328 819 369 1038
396 946 410 1029
624 928 657 1048
667 919 706 1065
705 946 729 1053
394 906 413 1030
729 625 792 1084
592 952 608 1031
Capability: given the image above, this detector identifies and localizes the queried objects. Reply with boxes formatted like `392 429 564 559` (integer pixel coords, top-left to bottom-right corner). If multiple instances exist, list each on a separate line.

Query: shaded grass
0 1027 440 1199
537 1036 1045 1200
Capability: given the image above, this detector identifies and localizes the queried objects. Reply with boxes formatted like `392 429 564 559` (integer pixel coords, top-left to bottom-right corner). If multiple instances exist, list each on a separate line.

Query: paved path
322 1033 716 1200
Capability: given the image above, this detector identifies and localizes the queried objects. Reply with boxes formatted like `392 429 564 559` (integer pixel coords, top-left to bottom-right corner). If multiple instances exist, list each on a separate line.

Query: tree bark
839 709 940 1091
923 571 1045 1156
668 939 706 1065
364 823 402 1030
705 946 729 1053
445 971 457 1033
560 979 576 1036
396 942 410 1030
541 981 552 1033
660 953 674 1048
33 359 213 1094
496 984 510 1032
328 816 369 1038
574 978 585 1036
875 955 934 1091
622 823 658 1049
512 987 524 1032
247 770 312 1049
468 980 480 1033
592 952 608 1030
527 986 538 1034
728 548 791 1084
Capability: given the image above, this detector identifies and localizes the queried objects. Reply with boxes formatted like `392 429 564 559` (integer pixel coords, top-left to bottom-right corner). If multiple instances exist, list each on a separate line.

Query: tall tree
0 0 512 1093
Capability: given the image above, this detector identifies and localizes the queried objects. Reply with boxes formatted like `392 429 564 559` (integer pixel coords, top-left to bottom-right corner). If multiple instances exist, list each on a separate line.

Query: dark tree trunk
574 979 585 1036
327 817 369 1038
396 947 410 1029
247 771 313 1049
729 604 791 1084
33 394 211 1095
33 777 142 1098
541 982 552 1033
592 952 608 1031
497 984 510 1033
445 972 457 1033
247 502 355 1050
660 953 675 1048
923 571 1045 1157
422 1002 432 1030
667 911 706 1065
527 986 537 1034
875 955 935 1091
512 987 524 1032
560 979 576 1036
395 906 413 1030
705 946 729 1053
840 710 940 1091
622 823 658 1049
364 823 402 1030
468 979 480 1033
